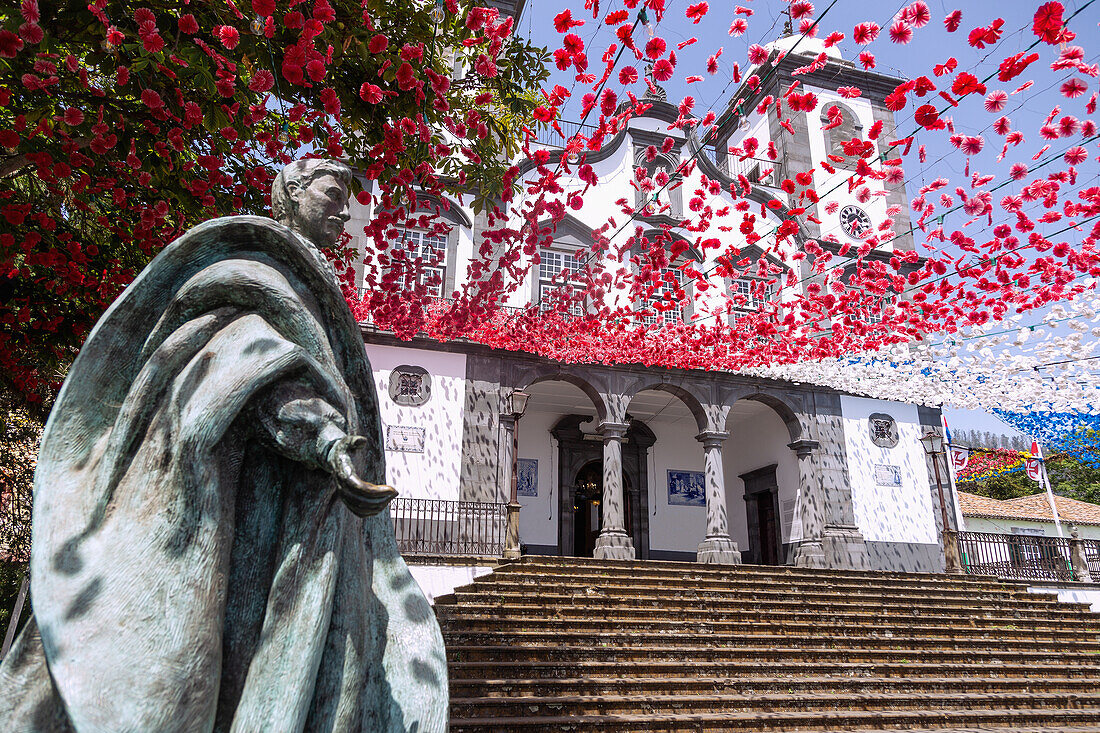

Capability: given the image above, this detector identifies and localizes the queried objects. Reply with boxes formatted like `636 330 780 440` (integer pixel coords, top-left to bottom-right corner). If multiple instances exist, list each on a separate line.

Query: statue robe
0 216 447 732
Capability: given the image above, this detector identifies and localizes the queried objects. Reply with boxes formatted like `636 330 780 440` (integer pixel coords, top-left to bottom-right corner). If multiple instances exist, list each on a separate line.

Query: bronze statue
0 159 448 732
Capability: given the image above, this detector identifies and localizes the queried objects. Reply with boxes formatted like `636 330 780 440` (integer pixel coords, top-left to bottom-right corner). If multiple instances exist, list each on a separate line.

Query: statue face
288 172 350 247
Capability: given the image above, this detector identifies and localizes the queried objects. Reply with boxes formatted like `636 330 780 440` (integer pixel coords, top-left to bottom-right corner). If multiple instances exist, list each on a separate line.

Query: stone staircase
435 556 1100 732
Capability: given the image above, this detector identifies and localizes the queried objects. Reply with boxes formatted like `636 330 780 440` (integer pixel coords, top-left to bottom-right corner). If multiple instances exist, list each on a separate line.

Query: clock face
839 205 872 240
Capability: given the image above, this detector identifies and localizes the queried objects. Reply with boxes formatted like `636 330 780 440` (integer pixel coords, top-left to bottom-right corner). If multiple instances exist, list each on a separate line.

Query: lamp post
503 389 529 560
920 429 963 574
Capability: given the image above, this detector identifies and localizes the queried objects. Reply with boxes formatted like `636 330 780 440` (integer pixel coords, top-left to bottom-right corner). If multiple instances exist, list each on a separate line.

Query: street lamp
503 389 529 559
920 429 963 574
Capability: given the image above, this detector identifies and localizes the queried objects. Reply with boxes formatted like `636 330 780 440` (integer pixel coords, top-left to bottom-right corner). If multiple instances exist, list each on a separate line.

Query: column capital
498 413 516 428
695 430 730 448
598 420 630 441
787 438 820 457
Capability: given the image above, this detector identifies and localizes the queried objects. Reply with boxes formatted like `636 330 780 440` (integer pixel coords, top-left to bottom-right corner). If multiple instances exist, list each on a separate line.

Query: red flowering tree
0 0 548 408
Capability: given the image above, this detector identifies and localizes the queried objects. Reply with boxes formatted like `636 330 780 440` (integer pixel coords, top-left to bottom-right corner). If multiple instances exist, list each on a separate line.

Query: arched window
820 102 863 169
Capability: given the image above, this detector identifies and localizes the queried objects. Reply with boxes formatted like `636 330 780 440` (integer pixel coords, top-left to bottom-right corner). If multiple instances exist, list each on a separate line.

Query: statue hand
326 435 398 517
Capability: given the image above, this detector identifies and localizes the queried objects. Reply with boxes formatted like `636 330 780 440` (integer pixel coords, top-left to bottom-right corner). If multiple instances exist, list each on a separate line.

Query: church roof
958 491 1100 527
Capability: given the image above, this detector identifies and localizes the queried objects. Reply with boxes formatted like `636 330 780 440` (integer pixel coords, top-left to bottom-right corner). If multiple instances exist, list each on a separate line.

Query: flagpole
1034 440 1064 537
941 415 966 531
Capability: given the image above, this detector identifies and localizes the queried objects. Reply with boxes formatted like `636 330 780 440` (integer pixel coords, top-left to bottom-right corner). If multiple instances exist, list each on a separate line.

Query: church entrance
571 460 635 557
742 464 782 566
552 415 652 559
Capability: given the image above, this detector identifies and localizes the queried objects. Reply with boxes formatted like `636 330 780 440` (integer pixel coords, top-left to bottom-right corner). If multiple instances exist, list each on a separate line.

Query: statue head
272 158 354 248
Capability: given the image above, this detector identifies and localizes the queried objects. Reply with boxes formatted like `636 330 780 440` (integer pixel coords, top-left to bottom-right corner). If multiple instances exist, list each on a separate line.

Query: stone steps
448 708 1100 732
447 643 1100 665
437 614 1100 642
444 630 1100 654
488 565 1027 593
452 675 1100 698
451 690 1100 718
447 659 1100 681
441 558 1100 731
452 578 1076 604
436 593 1093 621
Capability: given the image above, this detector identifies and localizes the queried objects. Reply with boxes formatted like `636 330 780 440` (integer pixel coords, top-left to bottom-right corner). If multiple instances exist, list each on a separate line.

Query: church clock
839 204 871 240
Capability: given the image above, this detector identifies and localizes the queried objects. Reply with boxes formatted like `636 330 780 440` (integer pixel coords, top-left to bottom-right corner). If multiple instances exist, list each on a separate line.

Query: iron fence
1086 537 1100 578
390 497 506 557
957 531 1075 582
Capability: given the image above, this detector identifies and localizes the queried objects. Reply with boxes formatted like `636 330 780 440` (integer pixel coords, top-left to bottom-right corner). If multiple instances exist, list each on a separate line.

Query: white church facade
345 34 957 575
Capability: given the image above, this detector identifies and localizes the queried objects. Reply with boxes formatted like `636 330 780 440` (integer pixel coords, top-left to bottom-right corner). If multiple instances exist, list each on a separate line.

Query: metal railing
390 497 507 557
1086 538 1100 578
957 531 1075 582
531 119 602 148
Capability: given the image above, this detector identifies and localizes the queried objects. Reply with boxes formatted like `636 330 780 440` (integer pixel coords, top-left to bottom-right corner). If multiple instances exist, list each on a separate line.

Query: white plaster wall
515 407 579 548
366 344 466 501
841 396 937 544
965 516 1100 541
408 564 494 604
647 417 708 554
722 404 802 552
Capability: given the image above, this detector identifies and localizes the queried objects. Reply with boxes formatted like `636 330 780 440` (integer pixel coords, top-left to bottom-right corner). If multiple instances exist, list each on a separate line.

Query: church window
537 248 585 316
640 267 687 326
395 229 447 298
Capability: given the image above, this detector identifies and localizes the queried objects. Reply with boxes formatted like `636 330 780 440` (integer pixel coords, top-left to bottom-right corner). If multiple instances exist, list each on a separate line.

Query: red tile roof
958 491 1100 526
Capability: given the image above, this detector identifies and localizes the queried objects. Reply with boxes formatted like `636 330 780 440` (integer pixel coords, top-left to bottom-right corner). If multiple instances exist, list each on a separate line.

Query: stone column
696 431 741 564
788 439 826 568
594 421 635 560
498 413 520 559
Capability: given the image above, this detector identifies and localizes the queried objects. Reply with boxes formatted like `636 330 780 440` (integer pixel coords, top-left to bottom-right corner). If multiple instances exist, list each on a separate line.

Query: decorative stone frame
868 412 899 448
633 146 684 220
388 365 431 406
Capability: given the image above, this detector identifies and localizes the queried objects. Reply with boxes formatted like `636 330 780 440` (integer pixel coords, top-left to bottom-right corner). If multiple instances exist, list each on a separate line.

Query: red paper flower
178 14 199 34
747 44 768 65
645 37 666 59
852 22 879 45
1032 2 1065 44
790 2 814 20
359 82 383 103
553 9 583 33
907 1 931 27
837 86 861 98
914 104 939 127
0 30 23 58
889 21 913 44
729 18 747 36
1064 146 1088 165
944 10 962 32
1061 78 1087 98
983 90 1007 112
686 2 709 24
369 34 388 53
652 58 674 82
563 33 584 55
249 69 275 92
619 66 638 84
253 0 276 17
217 25 240 50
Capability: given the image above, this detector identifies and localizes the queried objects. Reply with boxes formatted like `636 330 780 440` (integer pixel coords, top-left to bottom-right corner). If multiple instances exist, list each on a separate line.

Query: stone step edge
448 707 1100 727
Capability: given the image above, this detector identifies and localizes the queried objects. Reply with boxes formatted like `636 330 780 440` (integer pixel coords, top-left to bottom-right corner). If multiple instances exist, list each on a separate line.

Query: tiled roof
958 491 1100 526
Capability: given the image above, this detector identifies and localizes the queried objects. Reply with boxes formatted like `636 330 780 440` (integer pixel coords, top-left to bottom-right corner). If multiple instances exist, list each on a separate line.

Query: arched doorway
554 415 652 558
572 460 635 557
